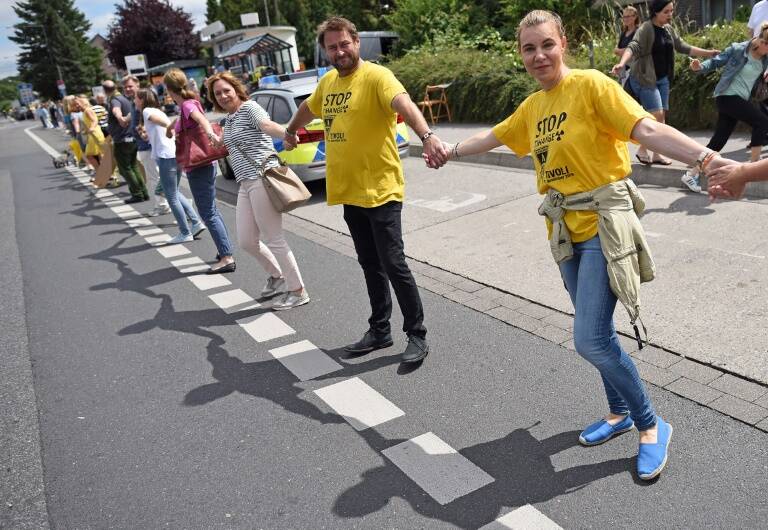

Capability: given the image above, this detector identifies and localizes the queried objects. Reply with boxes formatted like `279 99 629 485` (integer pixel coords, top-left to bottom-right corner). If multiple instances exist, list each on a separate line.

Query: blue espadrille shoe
637 416 673 480
579 415 634 446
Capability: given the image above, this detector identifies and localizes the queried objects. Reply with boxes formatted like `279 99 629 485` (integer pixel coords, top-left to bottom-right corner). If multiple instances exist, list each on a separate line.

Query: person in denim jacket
680 23 768 193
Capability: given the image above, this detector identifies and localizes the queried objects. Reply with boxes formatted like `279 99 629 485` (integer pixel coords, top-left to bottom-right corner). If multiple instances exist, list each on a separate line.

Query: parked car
217 72 410 181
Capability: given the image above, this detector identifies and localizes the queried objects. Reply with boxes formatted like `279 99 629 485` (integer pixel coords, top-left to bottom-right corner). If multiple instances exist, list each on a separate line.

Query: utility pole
262 0 271 26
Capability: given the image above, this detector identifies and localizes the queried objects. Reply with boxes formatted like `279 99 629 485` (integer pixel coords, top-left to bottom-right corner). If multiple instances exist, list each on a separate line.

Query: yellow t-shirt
306 61 407 207
492 69 652 242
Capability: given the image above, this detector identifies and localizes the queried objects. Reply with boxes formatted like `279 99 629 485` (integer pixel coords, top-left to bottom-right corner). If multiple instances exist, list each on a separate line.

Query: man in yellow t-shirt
284 16 447 363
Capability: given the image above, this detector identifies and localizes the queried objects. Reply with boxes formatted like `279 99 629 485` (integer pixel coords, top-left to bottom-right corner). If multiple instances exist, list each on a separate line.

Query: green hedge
386 21 750 130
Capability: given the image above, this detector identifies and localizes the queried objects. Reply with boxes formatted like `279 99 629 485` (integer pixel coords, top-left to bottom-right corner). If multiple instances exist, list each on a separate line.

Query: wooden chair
417 83 452 125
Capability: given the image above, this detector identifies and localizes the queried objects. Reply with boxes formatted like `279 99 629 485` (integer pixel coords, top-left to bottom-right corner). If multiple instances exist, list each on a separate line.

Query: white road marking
382 432 494 505
156 245 191 258
117 211 142 219
95 190 113 198
179 264 212 274
136 227 164 236
170 256 205 267
187 273 231 291
407 192 486 213
479 504 563 530
238 313 295 342
268 340 342 381
314 377 404 431
145 234 172 245
126 218 152 227
208 289 254 309
103 199 124 206
23 127 61 157
110 205 135 213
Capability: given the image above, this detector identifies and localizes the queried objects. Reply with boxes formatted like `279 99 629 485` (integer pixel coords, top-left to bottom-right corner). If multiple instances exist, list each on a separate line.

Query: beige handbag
235 144 311 213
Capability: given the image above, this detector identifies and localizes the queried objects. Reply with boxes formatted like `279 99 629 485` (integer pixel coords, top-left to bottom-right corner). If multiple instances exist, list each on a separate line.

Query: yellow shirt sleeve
491 98 532 157
375 66 407 111
589 71 652 141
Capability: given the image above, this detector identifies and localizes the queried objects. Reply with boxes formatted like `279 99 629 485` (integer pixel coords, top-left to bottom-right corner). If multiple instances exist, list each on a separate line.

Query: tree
10 0 103 99
205 0 221 24
106 0 201 70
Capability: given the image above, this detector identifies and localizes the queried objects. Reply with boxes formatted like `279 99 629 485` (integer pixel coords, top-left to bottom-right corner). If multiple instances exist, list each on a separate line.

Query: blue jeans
629 75 670 113
559 236 656 431
185 163 233 257
157 157 200 236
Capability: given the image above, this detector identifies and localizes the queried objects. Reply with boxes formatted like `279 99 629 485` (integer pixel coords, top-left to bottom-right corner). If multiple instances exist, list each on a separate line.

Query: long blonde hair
753 21 768 51
163 68 197 100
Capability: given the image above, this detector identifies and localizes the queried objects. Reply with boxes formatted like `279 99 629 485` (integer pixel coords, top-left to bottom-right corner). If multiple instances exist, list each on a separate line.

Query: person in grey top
207 71 309 311
103 79 148 202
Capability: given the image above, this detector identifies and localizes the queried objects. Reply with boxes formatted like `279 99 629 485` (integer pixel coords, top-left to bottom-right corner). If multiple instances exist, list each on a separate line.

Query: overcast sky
0 0 208 79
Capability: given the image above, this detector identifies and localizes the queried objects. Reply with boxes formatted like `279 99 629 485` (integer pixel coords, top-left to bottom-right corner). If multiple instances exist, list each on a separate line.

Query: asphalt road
2 119 768 529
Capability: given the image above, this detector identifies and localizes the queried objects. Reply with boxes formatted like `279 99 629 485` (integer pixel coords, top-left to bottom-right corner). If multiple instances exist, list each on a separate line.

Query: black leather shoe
206 262 236 274
124 196 144 204
344 330 393 354
401 335 429 363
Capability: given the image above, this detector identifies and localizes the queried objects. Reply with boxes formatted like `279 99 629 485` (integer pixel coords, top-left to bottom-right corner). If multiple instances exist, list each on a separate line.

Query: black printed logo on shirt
533 111 573 182
323 91 352 142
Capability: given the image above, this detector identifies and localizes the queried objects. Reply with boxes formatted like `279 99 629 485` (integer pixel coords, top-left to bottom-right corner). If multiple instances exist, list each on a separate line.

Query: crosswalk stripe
157 245 191 259
126 218 152 227
479 504 563 530
268 340 342 381
170 256 205 267
208 289 254 309
382 432 494 505
187 273 232 291
136 227 164 236
145 234 172 245
314 377 404 431
179 264 212 274
237 312 295 342
110 205 135 213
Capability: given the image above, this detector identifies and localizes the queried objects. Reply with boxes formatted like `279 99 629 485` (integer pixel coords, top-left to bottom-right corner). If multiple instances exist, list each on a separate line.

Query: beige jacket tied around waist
537 179 655 332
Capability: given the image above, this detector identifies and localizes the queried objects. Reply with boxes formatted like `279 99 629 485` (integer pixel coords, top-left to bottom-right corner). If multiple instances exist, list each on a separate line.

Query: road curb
408 144 768 199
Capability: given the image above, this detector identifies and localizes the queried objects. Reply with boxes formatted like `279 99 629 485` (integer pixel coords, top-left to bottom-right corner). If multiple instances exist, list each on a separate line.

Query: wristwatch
420 130 434 142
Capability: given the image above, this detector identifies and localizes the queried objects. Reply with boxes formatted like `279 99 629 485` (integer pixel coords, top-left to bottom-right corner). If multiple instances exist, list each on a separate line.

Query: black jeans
343 201 426 339
708 95 768 150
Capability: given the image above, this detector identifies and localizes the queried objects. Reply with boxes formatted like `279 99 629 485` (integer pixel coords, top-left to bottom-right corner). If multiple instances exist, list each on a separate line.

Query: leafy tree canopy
10 0 103 99
106 0 201 70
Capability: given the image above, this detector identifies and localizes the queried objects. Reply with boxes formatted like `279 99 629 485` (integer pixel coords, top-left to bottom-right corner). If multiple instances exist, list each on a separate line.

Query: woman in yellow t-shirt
430 10 734 481
73 95 105 174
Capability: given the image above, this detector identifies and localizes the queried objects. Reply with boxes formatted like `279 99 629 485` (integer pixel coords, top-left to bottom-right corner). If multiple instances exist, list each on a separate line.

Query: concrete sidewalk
414 124 768 199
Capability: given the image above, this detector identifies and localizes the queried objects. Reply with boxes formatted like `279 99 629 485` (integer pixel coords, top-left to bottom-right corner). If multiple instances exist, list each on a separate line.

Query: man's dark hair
316 16 358 49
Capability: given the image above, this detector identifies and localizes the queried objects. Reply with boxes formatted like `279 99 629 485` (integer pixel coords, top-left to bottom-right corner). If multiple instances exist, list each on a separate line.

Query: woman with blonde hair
207 72 309 309
164 68 235 274
73 95 105 174
430 9 737 481
614 6 641 87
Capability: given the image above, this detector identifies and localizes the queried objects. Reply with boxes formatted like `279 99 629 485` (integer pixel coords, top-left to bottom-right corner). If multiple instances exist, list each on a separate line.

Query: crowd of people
36 6 767 485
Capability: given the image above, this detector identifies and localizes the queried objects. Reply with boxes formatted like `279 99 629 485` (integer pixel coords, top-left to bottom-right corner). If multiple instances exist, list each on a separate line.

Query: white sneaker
148 205 172 217
261 276 286 298
272 290 310 311
166 233 194 245
681 170 701 193
191 222 207 237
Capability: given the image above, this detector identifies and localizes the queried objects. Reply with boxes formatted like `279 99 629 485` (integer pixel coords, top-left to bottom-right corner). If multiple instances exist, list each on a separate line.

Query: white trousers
137 149 168 208
236 178 304 291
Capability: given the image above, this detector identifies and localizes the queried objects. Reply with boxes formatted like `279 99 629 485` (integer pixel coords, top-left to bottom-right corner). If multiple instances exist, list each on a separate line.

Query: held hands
689 59 702 72
421 135 449 169
706 157 746 200
165 123 175 139
283 129 299 151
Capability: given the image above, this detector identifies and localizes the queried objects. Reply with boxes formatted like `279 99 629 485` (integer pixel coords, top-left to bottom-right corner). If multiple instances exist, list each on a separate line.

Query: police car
218 69 410 181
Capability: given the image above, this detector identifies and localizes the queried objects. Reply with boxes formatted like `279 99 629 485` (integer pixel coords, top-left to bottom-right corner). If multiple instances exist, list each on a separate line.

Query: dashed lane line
28 126 545 519
268 340 342 381
479 504 563 530
382 432 495 505
314 377 405 431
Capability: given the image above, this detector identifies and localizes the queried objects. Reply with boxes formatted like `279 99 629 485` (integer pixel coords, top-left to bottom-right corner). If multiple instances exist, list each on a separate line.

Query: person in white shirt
135 88 206 245
749 0 768 37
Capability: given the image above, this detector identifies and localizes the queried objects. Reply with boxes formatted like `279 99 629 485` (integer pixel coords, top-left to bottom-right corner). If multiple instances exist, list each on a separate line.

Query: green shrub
386 19 753 130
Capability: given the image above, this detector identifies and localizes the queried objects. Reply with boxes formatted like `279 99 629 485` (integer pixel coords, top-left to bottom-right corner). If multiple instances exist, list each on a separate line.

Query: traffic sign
17 82 34 105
